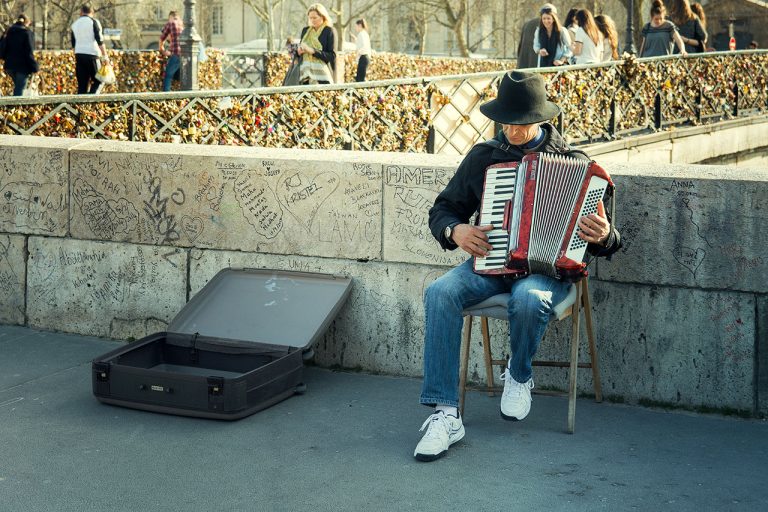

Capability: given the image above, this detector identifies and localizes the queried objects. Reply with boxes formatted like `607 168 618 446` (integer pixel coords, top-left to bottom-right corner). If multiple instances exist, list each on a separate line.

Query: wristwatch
444 223 459 243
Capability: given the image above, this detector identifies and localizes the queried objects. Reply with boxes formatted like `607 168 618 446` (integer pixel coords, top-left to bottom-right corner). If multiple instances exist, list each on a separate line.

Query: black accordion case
92 268 352 420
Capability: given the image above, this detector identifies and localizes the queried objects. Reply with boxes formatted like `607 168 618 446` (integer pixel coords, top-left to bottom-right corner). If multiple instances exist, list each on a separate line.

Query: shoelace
500 370 534 399
419 412 450 439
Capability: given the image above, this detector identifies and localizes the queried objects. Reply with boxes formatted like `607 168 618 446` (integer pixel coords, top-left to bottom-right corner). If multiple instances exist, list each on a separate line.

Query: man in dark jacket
3 14 39 96
516 17 540 69
414 70 621 462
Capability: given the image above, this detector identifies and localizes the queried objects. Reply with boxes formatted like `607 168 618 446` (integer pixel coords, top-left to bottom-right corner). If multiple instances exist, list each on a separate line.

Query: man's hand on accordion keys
577 200 611 247
453 224 495 257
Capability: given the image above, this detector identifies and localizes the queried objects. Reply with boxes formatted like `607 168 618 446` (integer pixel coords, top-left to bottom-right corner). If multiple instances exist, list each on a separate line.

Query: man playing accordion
415 70 622 462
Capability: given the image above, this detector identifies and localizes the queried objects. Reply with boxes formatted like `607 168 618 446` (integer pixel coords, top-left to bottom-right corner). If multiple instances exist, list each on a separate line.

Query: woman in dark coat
3 14 39 96
668 0 707 53
297 3 336 84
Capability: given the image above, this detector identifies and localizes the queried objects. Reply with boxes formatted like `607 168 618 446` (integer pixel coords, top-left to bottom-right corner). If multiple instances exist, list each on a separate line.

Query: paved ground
1 324 767 512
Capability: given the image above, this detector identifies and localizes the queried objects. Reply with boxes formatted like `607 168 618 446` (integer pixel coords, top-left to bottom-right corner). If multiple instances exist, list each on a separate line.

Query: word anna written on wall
69 152 382 260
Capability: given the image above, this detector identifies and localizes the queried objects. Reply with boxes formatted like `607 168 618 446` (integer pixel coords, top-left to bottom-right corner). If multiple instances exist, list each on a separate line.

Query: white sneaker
413 411 465 462
500 369 534 421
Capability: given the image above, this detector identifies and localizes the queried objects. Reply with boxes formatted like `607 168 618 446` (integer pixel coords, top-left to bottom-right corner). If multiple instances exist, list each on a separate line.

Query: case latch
93 362 110 395
208 377 224 395
94 362 110 382
207 376 225 411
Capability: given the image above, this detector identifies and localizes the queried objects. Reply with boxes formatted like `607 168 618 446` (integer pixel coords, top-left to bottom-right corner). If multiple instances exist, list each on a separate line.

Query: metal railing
0 51 764 154
221 51 268 89
219 50 518 89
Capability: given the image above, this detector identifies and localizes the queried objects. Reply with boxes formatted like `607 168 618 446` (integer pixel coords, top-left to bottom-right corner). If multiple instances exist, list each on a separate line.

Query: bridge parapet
0 136 766 415
0 52 765 154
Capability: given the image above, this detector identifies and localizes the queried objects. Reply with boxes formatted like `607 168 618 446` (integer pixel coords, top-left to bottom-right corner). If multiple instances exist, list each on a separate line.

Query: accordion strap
480 138 590 162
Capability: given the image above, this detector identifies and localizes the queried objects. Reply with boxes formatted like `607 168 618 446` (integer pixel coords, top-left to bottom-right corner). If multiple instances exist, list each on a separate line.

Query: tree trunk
634 0 644 50
335 0 345 50
441 0 469 57
453 24 469 57
266 5 274 51
419 22 428 56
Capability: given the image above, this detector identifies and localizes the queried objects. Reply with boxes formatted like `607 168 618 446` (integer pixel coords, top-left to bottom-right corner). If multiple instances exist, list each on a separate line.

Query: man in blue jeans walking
414 70 622 462
159 11 182 92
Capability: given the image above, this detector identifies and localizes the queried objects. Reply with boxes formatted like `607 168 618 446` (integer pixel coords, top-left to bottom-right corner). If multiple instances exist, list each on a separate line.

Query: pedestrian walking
71 4 109 94
639 1 687 57
517 17 540 69
2 14 39 96
668 0 707 54
159 11 183 92
571 9 603 65
595 14 619 61
351 18 371 82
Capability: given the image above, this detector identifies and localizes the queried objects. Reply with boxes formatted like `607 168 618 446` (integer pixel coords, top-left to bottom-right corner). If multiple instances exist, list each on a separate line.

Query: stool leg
459 316 473 417
567 283 582 434
582 279 602 403
481 317 495 396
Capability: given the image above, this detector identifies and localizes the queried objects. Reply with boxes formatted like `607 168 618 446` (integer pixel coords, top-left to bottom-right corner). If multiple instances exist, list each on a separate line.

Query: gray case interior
168 268 353 350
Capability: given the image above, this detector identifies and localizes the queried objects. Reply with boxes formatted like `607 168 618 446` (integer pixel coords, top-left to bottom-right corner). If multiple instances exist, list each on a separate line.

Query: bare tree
242 0 286 51
402 1 429 55
43 0 142 49
414 0 469 57
0 0 40 34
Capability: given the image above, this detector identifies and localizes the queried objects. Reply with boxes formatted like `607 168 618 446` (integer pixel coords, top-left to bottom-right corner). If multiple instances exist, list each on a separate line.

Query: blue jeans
11 71 30 96
420 259 571 407
163 55 181 92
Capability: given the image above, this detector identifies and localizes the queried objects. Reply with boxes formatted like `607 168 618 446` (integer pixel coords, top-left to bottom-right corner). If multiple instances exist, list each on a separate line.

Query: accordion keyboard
474 163 517 273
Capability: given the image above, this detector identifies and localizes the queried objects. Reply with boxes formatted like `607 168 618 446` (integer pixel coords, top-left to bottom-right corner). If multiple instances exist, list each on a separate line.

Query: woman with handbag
3 14 39 96
297 3 336 85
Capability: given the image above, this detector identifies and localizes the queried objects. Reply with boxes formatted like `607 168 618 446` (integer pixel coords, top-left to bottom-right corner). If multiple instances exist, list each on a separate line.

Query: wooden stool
458 278 602 433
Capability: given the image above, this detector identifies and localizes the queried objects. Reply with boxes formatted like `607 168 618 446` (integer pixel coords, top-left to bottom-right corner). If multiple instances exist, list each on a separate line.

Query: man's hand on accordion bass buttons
453 224 495 257
578 200 611 246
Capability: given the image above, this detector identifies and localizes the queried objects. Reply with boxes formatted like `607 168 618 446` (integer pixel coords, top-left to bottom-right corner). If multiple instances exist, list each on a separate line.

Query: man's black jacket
428 123 621 258
3 23 38 74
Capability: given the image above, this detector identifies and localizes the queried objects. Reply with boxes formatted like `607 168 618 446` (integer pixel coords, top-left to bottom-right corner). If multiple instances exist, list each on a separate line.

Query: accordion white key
473 152 614 282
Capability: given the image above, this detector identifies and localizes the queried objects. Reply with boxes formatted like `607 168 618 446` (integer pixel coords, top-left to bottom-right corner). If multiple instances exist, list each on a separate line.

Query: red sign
729 37 736 51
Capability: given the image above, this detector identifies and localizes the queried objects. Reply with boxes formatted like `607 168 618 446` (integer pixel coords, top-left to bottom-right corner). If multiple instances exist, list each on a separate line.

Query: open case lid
168 268 353 350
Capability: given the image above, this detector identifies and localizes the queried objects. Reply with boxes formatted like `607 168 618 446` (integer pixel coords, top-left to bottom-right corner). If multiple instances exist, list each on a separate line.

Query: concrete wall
1 135 767 416
583 116 768 166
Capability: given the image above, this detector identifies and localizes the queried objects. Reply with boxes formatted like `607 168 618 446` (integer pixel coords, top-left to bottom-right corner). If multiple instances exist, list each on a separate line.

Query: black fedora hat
479 70 560 125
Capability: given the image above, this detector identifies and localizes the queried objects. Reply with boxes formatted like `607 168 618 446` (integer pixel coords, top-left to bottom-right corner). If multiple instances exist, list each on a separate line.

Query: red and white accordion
473 152 614 282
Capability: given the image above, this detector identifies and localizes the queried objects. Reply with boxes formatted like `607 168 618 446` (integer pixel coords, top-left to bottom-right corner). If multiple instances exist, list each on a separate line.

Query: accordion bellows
474 152 613 282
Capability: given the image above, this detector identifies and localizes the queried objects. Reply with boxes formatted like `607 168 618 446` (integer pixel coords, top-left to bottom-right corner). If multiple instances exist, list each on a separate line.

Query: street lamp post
624 0 637 55
180 0 202 90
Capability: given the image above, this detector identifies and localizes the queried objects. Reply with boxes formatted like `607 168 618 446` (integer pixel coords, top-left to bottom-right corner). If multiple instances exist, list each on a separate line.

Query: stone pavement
1 325 767 512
